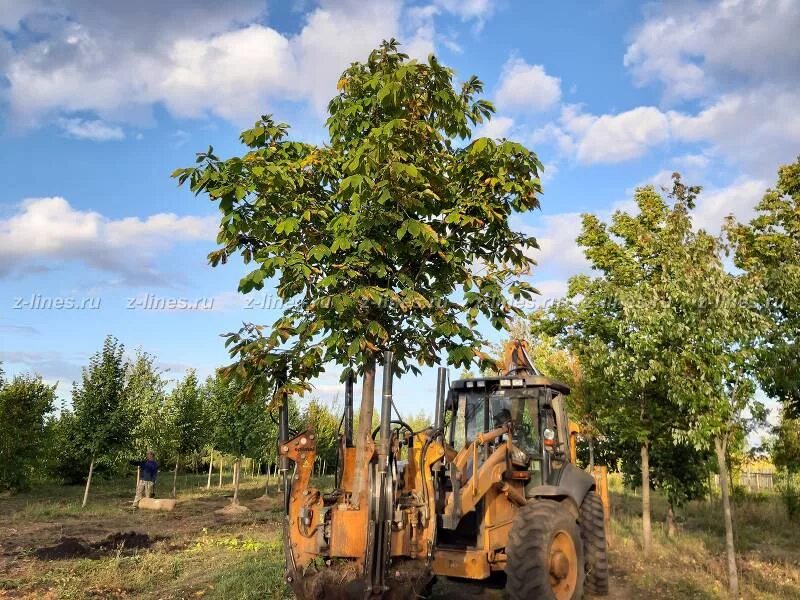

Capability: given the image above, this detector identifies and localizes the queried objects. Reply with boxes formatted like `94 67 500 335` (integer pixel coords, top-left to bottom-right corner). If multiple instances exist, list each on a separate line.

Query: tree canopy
174 39 544 402
729 158 800 414
0 373 56 491
71 336 131 467
536 174 766 592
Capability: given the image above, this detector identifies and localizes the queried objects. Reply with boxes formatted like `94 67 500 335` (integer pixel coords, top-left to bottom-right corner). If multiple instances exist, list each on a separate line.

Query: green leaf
397 221 409 240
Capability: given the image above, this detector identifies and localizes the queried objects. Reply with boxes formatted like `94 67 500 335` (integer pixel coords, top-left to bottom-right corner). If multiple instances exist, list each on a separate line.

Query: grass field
1 473 798 599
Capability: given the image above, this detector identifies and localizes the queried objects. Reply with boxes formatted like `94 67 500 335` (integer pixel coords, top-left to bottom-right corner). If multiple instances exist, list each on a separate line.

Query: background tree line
0 336 348 504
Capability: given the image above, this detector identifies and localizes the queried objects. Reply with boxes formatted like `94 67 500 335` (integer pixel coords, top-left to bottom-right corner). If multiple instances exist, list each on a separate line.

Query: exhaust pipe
434 367 447 434
378 351 393 462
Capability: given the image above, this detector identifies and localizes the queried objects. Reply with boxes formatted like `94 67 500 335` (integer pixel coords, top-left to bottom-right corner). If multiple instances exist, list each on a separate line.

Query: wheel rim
548 530 578 600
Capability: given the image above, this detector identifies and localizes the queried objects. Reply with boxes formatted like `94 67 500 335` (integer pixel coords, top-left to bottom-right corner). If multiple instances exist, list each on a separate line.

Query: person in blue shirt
130 451 158 508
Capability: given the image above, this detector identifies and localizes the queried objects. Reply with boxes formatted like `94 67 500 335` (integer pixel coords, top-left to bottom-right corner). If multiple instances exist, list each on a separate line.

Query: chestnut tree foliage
173 40 543 402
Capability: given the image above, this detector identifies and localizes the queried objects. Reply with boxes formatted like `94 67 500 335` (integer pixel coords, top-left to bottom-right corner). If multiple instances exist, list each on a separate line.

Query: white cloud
617 1 800 177
434 0 495 22
531 122 575 155
693 178 767 233
575 106 670 164
559 104 595 138
531 87 800 172
636 169 675 192
667 88 800 175
403 5 438 61
0 197 217 284
533 279 568 301
532 104 670 165
540 162 558 183
290 0 406 110
496 58 561 112
521 1 800 174
58 118 124 141
2 0 444 127
630 169 767 233
625 0 800 101
518 177 767 290
520 212 589 274
516 175 768 290
673 153 711 172
474 115 514 139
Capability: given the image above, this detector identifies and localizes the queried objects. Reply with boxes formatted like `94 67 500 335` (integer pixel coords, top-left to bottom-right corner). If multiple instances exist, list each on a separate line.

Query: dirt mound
94 531 158 551
34 537 98 560
249 495 278 508
215 503 251 516
33 532 160 560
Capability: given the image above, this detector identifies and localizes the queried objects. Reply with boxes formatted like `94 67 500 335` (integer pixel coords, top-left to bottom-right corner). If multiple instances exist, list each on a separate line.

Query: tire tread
506 499 585 600
580 491 610 595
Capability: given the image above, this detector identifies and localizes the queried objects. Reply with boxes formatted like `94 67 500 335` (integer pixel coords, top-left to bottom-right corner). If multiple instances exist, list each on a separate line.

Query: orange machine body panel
280 431 324 569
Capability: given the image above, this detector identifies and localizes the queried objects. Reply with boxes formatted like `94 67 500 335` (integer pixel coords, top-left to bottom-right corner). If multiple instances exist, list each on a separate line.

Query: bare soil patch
0 486 278 570
32 531 163 560
33 537 98 560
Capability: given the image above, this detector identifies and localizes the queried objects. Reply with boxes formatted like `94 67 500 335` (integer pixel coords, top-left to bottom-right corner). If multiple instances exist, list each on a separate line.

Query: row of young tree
0 336 347 504
523 159 800 598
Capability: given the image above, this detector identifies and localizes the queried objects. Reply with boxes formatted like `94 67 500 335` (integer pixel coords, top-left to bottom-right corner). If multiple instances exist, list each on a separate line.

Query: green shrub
775 470 800 520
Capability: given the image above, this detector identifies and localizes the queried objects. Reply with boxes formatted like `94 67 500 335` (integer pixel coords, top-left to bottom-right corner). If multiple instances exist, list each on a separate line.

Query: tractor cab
445 375 572 487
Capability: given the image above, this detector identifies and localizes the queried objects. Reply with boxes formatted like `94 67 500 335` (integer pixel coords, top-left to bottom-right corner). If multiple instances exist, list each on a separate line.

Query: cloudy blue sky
1 0 798 418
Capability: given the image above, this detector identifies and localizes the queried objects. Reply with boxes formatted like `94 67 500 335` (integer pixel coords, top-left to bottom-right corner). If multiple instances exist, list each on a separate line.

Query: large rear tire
579 491 609 596
506 499 585 600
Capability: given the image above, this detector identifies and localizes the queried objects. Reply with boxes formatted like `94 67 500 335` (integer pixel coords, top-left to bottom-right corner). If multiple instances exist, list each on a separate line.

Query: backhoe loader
277 340 609 599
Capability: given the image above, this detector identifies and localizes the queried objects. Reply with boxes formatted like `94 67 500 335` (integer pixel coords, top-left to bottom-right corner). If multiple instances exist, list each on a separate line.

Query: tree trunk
172 456 179 498
588 437 595 471
218 456 223 488
715 435 739 598
641 442 652 554
206 450 213 489
82 456 95 508
322 458 326 476
136 465 141 489
352 352 377 506
728 455 735 494
666 503 677 538
232 457 241 505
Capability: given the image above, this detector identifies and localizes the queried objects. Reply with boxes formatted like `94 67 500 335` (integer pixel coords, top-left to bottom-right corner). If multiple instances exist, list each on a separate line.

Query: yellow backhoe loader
276 340 609 599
